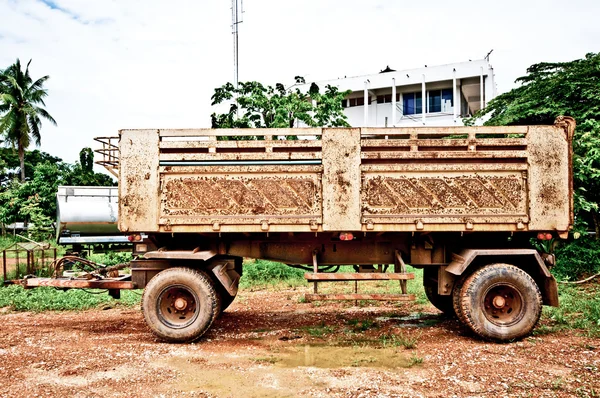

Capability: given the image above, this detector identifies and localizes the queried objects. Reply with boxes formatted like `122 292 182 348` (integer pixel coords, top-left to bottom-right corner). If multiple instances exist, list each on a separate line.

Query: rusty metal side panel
361 171 528 227
158 172 322 229
119 130 160 233
322 128 361 231
527 126 571 232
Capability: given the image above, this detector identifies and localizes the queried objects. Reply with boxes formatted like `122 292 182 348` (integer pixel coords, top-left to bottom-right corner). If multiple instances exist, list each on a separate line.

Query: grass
0 284 141 311
380 331 422 349
239 260 426 299
347 318 377 333
239 259 306 289
538 283 600 337
302 322 335 337
408 352 424 367
0 240 139 311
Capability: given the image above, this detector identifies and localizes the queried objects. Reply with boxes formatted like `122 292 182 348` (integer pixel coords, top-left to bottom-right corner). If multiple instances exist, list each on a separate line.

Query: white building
301 59 496 127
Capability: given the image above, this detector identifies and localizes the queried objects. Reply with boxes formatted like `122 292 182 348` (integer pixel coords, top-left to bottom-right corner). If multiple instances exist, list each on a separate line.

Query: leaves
0 147 115 229
0 58 57 181
210 80 351 131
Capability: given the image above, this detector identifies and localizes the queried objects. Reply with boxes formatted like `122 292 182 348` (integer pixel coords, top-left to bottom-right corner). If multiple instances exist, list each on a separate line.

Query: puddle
278 345 410 369
158 345 411 397
376 312 444 328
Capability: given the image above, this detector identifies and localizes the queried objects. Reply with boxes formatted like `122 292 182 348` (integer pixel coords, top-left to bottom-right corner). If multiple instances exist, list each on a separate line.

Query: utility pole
231 0 243 89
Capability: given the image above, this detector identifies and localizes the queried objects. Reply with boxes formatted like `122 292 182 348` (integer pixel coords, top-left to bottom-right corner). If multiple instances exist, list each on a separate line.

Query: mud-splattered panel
160 174 321 219
362 172 527 217
527 125 571 231
119 129 160 232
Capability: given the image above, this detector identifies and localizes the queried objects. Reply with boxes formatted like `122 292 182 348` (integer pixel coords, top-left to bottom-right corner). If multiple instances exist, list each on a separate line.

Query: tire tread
459 263 542 341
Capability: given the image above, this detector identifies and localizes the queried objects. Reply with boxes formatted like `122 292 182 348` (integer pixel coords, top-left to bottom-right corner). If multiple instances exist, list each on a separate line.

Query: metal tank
56 186 126 244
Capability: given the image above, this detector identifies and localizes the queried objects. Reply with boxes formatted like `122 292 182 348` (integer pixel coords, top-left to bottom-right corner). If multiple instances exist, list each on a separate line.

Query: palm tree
0 59 56 181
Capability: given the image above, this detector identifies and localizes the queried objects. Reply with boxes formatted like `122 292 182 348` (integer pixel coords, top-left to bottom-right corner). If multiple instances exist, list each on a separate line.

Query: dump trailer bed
116 122 572 236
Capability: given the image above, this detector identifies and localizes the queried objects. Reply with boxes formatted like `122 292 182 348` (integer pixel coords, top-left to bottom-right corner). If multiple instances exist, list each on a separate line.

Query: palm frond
28 75 50 92
28 114 42 146
34 106 57 125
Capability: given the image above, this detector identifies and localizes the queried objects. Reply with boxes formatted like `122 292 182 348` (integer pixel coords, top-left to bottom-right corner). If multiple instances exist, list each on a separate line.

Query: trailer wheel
424 284 454 315
142 267 218 343
452 276 468 323
459 264 542 341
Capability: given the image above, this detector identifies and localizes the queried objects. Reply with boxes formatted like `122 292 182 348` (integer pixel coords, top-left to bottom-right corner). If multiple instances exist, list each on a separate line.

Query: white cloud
0 0 599 167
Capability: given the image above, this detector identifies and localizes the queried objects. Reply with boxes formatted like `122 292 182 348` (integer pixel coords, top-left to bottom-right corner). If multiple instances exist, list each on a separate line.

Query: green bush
553 235 600 280
87 251 133 267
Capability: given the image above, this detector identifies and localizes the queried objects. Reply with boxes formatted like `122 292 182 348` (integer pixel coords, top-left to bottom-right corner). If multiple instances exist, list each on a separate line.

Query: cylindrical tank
56 186 120 242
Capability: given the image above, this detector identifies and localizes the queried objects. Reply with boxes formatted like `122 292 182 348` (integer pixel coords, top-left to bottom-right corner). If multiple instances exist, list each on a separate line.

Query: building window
428 88 454 113
403 92 422 115
343 97 372 108
377 94 400 103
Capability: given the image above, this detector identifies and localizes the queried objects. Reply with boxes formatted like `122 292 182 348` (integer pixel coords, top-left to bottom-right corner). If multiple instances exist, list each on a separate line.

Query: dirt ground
1 289 599 398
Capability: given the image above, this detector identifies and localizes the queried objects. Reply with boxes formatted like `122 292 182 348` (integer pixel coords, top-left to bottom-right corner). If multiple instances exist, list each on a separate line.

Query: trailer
16 117 575 343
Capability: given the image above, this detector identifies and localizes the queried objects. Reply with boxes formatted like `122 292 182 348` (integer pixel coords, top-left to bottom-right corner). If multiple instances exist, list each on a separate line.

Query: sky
0 0 599 168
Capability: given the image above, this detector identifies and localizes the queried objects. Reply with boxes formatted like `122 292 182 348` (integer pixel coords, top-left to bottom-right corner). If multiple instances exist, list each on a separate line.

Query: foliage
0 59 56 181
210 80 351 131
553 234 600 279
474 53 600 237
61 147 114 186
0 148 62 186
0 147 114 232
0 161 65 235
87 251 133 267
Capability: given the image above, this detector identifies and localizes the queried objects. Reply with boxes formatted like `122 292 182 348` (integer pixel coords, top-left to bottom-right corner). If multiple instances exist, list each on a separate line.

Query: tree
0 148 62 185
475 52 600 237
0 162 65 235
210 81 351 130
62 147 115 186
0 147 115 234
0 59 56 181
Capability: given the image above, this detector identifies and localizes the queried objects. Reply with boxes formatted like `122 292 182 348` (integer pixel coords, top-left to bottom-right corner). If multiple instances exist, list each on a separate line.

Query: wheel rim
157 285 200 329
482 283 524 326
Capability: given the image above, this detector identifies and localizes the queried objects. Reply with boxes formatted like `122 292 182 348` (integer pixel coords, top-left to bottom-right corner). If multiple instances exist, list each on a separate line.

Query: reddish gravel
1 289 599 397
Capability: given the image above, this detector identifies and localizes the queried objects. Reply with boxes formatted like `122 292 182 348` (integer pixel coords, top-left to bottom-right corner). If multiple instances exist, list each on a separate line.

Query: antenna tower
231 0 244 89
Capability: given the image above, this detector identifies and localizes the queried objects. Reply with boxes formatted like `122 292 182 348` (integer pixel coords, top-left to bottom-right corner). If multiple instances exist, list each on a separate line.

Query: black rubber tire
459 264 542 342
424 284 455 315
452 276 468 323
142 267 218 343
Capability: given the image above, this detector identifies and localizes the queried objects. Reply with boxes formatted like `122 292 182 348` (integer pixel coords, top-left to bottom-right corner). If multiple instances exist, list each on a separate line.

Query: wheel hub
483 284 523 326
157 285 199 329
174 297 188 311
492 295 506 309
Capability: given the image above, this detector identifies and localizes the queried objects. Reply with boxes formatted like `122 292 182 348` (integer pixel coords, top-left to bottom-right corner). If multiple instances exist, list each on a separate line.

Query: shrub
553 234 600 280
